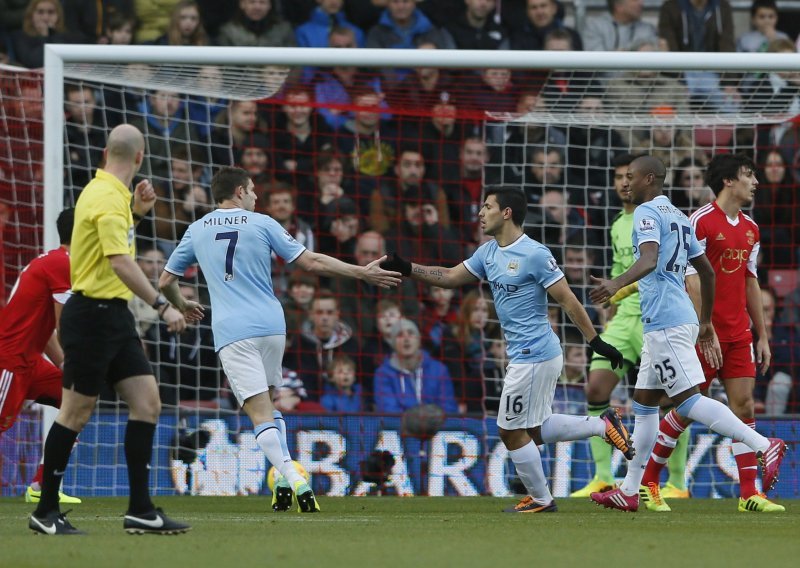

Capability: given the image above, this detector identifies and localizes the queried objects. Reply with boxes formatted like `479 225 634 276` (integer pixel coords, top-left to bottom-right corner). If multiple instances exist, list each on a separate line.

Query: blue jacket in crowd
374 350 458 414
321 383 363 413
296 7 365 48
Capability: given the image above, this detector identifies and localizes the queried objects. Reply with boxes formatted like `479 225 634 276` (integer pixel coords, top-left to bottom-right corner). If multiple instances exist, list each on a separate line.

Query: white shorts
218 335 285 406
636 324 704 397
496 355 563 431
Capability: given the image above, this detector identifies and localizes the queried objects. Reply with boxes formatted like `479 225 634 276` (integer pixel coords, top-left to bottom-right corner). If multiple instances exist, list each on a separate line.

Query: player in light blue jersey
159 167 401 513
381 186 634 513
589 156 787 512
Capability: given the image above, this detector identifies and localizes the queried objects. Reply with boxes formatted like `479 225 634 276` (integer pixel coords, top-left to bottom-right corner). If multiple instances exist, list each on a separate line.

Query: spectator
443 137 490 244
99 64 146 128
387 183 463 269
603 39 690 119
262 182 315 297
753 148 798 267
374 318 458 414
343 0 385 31
194 0 237 38
239 138 275 184
366 0 454 86
152 144 211 251
764 287 798 414
296 0 365 48
420 284 459 352
273 85 335 189
359 298 405 404
131 89 203 179
295 149 354 225
134 0 180 42
582 0 657 52
658 0 737 112
272 367 326 413
156 281 221 407
741 38 800 114
283 289 360 400
553 335 589 414
469 68 519 114
369 148 449 234
321 354 363 412
562 238 602 329
210 100 268 169
10 0 80 68
315 196 360 263
444 0 509 50
521 145 576 206
630 106 700 169
669 156 713 214
186 66 228 142
386 41 456 109
525 188 586 253
439 288 499 413
128 247 166 340
313 27 386 130
152 0 208 45
101 10 137 45
281 270 319 340
62 0 133 43
510 0 582 51
216 0 296 47
737 0 790 52
539 30 601 110
413 94 475 187
333 89 397 185
64 84 106 203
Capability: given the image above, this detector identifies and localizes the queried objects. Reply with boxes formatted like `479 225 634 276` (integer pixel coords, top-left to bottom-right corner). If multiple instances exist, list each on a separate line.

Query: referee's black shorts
61 292 153 396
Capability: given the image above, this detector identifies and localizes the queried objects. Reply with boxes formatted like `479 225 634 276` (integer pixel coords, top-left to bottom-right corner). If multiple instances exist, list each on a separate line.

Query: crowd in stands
1 0 799 416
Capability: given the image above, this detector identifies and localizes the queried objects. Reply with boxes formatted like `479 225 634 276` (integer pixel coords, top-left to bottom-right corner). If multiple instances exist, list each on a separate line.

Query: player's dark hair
57 207 75 245
611 153 637 169
751 0 778 17
484 186 527 227
704 154 755 195
211 166 250 203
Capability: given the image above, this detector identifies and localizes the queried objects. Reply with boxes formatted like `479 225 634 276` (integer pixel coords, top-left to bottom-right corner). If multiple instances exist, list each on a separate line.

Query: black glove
380 252 412 277
589 336 624 370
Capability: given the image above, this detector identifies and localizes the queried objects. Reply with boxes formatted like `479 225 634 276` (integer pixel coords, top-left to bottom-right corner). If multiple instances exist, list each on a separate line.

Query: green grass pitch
2 497 799 568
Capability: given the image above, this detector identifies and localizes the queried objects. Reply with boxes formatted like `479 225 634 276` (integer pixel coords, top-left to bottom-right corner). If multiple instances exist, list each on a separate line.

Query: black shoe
271 481 293 512
29 509 85 535
123 507 191 535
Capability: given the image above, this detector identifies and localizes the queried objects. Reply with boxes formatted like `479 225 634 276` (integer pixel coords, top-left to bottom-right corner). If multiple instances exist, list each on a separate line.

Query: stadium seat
768 269 799 299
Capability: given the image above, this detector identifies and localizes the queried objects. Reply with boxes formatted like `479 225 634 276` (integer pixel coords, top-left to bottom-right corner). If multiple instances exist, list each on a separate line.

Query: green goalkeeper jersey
610 210 641 318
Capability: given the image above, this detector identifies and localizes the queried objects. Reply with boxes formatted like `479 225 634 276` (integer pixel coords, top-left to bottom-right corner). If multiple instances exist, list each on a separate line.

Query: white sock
676 395 769 453
272 410 292 461
508 441 552 505
620 403 660 496
254 422 304 486
540 414 605 443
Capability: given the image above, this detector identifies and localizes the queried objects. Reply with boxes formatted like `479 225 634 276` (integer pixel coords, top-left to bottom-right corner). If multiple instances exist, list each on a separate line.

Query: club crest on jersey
506 260 520 276
638 218 655 232
746 230 755 246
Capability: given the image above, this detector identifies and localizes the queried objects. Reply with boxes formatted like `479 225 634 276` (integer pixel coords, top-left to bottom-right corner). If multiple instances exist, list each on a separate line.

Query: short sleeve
265 217 306 263
165 227 197 276
531 247 564 289
463 243 488 280
633 205 660 245
96 210 132 256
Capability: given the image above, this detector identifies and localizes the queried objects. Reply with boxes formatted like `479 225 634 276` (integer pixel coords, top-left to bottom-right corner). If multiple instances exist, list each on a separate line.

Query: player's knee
731 398 755 420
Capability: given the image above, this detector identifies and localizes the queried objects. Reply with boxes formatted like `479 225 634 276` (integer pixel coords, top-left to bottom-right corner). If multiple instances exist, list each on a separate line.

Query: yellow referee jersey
70 169 136 300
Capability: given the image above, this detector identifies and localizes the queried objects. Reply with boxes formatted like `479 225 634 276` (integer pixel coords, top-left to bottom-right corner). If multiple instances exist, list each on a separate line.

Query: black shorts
61 293 153 397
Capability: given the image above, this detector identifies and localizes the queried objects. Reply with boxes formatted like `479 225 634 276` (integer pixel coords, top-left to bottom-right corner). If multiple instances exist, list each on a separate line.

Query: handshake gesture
380 252 412 277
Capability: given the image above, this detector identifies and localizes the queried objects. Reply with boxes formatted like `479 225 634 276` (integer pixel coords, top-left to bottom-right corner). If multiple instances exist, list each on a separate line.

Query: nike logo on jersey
716 233 726 240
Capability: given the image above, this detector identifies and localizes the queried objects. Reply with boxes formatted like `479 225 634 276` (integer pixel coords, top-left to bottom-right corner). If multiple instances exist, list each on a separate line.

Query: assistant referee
30 124 202 536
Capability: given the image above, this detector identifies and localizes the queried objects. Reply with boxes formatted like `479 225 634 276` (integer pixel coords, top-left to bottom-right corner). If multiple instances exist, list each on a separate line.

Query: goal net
1 46 798 499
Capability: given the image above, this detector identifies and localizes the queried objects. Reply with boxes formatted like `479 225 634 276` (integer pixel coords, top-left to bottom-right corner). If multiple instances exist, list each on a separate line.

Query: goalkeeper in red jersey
571 154 690 498
0 208 80 504
639 153 784 513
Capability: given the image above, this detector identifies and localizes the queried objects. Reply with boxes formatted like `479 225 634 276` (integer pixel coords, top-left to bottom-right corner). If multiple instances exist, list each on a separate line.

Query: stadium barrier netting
0 47 798 497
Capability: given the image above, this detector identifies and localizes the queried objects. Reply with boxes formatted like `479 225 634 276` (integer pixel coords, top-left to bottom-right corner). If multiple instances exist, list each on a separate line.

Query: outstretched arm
380 252 478 289
292 250 401 289
589 241 658 304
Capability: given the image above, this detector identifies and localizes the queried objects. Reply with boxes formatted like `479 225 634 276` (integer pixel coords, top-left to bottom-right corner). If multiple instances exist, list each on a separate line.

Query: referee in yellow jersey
30 124 203 536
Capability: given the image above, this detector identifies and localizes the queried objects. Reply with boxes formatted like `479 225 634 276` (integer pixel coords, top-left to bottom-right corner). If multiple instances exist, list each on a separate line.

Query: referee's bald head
106 124 145 162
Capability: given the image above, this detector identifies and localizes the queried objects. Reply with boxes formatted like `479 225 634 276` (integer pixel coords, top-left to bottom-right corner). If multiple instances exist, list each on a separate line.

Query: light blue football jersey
632 195 704 333
165 208 306 351
464 234 563 363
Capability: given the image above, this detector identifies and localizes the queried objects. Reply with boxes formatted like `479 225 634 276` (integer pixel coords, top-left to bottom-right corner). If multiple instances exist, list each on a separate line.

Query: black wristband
132 211 144 223
151 294 168 310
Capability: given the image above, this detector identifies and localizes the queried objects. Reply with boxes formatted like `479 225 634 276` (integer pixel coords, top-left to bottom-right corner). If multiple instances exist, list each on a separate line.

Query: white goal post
43 44 800 250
